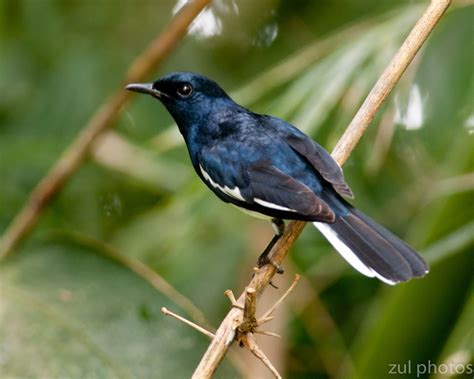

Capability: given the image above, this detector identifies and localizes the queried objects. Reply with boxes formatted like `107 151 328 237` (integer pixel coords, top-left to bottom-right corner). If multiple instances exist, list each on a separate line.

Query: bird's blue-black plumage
126 72 429 284
195 109 340 222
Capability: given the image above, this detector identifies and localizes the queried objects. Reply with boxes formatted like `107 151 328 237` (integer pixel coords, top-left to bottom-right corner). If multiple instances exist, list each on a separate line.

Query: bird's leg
257 218 285 274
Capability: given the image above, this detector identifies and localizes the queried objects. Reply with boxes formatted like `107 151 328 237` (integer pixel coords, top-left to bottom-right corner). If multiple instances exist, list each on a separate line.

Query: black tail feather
314 207 429 284
350 208 428 277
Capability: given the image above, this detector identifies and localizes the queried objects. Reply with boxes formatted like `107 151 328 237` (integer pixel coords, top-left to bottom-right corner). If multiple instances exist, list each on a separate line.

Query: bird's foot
257 251 285 274
257 218 285 274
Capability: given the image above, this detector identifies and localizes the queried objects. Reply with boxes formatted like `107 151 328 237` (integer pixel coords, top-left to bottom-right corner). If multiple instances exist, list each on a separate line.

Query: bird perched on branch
126 72 428 285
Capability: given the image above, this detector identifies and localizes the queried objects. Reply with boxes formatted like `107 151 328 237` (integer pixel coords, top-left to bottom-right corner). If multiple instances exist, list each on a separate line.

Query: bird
126 72 429 285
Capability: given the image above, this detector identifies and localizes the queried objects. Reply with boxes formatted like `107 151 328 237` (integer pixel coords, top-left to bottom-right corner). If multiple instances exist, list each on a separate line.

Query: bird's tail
313 207 428 285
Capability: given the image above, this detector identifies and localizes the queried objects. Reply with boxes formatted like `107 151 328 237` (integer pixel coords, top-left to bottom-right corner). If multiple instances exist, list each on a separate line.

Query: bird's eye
177 84 193 98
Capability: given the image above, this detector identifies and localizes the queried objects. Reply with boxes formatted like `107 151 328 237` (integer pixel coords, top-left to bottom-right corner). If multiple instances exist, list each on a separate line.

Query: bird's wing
262 115 352 197
198 146 335 221
197 145 250 203
285 134 354 198
247 162 335 221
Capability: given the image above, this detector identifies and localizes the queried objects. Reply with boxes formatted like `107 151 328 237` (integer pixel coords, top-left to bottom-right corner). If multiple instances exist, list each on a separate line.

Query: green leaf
0 240 238 378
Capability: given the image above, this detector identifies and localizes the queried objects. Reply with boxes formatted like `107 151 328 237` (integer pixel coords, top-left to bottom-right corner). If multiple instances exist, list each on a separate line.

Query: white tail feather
313 222 396 285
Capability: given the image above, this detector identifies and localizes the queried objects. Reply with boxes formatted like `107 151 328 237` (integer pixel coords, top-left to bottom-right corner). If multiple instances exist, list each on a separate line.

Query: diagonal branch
191 1 451 378
0 0 212 261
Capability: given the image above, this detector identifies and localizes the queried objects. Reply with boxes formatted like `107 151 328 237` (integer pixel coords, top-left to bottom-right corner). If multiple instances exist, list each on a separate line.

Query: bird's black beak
126 83 163 99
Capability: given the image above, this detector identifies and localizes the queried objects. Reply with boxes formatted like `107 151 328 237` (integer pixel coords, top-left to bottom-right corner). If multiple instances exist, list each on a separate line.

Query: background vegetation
0 1 472 378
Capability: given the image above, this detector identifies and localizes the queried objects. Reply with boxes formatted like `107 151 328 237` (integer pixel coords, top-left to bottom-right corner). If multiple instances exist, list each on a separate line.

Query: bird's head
126 72 232 129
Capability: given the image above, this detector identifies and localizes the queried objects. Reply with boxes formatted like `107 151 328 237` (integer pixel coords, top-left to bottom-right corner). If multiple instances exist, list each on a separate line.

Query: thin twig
192 1 451 378
241 333 282 379
223 289 239 307
256 331 281 338
0 0 212 261
259 274 300 323
161 307 215 339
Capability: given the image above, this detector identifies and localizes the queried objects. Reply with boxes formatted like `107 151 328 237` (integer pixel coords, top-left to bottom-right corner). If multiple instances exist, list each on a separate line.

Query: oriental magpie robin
126 72 429 285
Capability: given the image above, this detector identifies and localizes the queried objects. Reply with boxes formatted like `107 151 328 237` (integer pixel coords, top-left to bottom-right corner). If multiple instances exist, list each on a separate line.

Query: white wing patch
254 198 297 212
313 222 396 285
200 165 245 201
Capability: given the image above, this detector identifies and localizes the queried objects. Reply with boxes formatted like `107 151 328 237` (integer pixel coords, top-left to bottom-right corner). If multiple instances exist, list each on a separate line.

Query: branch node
257 316 275 324
238 287 258 334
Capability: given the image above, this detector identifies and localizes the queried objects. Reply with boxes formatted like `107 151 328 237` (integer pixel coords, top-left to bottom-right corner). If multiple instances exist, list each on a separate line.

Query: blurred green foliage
0 1 473 378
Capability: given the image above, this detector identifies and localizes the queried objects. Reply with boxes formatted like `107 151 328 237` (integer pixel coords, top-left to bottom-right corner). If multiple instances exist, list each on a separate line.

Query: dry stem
192 1 451 378
241 333 282 379
259 274 300 323
161 307 215 339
